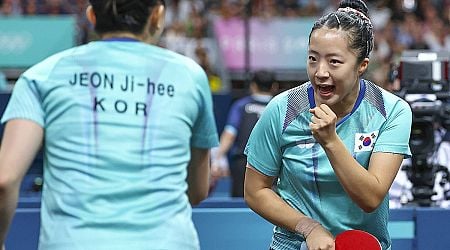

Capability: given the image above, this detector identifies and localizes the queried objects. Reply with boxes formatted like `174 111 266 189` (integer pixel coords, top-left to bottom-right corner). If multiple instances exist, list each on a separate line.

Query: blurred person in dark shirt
211 70 277 197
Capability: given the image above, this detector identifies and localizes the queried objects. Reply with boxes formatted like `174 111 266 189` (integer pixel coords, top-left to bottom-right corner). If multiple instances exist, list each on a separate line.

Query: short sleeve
1 76 44 127
373 99 412 158
190 65 219 149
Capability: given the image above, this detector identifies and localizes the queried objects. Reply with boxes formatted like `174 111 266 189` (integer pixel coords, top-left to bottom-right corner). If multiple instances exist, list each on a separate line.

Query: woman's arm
210 130 235 179
310 104 406 212
244 164 334 249
0 120 43 247
187 147 211 205
323 138 403 212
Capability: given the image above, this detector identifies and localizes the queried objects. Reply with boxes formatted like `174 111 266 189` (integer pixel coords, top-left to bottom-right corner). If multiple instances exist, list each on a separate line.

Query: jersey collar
102 37 141 42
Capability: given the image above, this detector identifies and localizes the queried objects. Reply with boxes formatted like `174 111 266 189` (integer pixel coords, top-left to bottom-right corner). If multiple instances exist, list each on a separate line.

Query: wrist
321 134 341 150
294 217 321 239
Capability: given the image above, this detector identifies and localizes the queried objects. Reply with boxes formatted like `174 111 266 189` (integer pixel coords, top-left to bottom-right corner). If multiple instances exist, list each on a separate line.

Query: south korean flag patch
354 131 379 152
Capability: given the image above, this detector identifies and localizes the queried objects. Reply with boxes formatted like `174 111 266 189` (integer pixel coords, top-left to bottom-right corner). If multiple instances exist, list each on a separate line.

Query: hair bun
338 0 369 17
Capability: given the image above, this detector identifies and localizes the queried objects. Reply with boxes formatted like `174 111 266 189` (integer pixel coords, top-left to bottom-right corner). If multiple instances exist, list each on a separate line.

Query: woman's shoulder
264 81 312 116
363 79 412 115
271 81 312 107
275 81 311 99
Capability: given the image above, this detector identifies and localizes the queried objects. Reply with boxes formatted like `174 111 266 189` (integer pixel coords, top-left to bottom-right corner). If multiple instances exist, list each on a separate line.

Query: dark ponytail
89 0 165 35
309 0 374 63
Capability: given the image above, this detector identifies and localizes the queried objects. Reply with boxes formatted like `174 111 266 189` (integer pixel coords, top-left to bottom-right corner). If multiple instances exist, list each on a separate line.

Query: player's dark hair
252 70 275 92
309 0 373 63
88 0 165 35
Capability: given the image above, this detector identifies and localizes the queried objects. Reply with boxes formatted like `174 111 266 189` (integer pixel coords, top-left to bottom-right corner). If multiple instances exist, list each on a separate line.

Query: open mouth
318 85 335 95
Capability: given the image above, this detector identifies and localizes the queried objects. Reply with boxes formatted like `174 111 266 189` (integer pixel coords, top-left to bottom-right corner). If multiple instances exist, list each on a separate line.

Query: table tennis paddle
335 229 381 250
299 229 382 250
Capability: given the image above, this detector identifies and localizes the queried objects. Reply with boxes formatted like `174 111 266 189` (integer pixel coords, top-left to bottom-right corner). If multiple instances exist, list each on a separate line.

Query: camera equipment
398 50 449 94
395 50 450 206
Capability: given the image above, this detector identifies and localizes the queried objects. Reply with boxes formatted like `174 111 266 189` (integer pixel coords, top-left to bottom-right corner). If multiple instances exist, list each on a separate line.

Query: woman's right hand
305 225 335 250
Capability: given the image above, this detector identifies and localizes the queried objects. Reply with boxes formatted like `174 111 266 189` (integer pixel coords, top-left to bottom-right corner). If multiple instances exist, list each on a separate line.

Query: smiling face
307 27 369 117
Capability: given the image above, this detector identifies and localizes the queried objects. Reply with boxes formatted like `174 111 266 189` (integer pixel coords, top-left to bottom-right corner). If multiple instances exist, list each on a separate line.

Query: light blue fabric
2 40 219 250
245 80 412 250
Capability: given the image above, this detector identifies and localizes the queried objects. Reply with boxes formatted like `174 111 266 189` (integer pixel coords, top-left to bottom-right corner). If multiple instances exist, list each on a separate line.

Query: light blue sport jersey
1 39 219 250
245 80 412 250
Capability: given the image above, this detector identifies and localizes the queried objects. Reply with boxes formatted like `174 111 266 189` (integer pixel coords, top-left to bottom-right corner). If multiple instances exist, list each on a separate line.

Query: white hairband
337 7 372 25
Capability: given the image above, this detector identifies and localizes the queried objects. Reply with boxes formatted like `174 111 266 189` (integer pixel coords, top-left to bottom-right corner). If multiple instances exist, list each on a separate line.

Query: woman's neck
101 32 144 41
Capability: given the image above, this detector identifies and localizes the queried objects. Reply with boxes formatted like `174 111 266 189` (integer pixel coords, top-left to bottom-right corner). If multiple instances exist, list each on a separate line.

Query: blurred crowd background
1 0 449 92
1 0 450 205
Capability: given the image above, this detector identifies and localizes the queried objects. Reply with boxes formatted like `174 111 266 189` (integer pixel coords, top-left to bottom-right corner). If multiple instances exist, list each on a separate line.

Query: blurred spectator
40 0 72 15
298 0 321 16
369 0 391 30
403 13 429 50
161 20 189 54
220 0 245 19
0 0 21 16
165 0 203 27
210 70 277 197
321 0 341 15
252 0 279 19
21 0 39 15
423 18 450 51
444 0 450 24
195 41 223 93
280 0 300 17
185 2 208 38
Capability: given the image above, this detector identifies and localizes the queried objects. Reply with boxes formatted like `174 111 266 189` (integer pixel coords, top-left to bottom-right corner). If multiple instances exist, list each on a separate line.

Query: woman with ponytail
244 1 412 249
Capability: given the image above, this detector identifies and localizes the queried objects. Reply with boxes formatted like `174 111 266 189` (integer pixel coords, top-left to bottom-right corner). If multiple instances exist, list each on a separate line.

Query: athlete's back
0 1 219 250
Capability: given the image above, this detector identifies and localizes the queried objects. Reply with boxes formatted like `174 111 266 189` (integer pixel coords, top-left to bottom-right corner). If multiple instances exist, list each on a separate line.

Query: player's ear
86 5 96 26
358 58 369 76
148 4 165 38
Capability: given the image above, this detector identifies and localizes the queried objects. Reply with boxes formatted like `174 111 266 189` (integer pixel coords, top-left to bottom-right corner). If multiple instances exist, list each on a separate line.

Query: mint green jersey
2 39 219 250
245 80 412 250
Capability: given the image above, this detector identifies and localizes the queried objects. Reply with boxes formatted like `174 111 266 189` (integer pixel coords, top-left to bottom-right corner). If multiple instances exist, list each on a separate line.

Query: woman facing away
0 1 219 249
243 0 412 249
